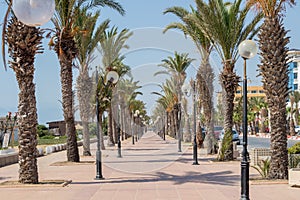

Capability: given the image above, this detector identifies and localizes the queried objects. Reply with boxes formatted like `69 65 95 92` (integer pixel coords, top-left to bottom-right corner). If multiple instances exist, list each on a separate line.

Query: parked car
213 126 223 139
219 129 240 145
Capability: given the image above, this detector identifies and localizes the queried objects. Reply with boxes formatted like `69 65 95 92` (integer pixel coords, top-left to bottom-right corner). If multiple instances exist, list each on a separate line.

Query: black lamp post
95 69 119 180
182 81 199 165
132 112 135 145
163 114 166 140
238 40 258 200
117 105 122 158
134 110 140 142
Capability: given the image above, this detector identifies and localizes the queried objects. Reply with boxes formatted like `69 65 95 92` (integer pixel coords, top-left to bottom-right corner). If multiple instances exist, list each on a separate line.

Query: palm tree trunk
218 68 240 161
107 106 114 146
6 17 42 183
196 66 215 154
60 57 80 162
166 111 170 135
290 116 296 136
196 121 204 148
99 112 105 150
183 114 191 142
77 71 92 156
82 122 91 155
17 70 39 183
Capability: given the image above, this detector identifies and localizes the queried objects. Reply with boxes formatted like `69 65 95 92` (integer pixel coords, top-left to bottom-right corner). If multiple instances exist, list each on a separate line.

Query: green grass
37 136 67 145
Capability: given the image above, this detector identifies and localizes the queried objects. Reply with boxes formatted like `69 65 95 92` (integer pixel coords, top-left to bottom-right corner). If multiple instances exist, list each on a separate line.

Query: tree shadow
71 170 239 186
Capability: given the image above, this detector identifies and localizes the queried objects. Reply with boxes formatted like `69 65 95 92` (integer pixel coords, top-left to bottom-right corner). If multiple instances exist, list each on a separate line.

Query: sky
0 0 299 125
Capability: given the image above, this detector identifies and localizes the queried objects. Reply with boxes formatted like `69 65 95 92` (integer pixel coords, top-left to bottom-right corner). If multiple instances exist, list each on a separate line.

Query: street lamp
238 40 258 200
134 110 140 142
162 114 166 140
182 81 199 165
12 0 55 27
116 104 122 158
131 111 135 145
95 69 119 180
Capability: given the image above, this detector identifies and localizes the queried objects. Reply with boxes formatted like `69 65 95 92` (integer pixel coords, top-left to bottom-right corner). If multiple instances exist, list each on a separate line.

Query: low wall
0 151 18 167
0 139 94 168
289 168 300 187
250 148 271 166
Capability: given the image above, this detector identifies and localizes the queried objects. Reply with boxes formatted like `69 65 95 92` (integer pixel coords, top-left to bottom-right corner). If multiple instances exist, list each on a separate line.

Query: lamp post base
94 176 104 180
117 150 122 158
240 197 250 200
192 162 199 165
95 150 104 180
132 136 135 145
178 137 182 152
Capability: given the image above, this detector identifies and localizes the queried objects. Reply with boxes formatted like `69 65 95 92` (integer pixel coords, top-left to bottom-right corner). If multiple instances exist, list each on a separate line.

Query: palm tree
5 15 42 183
74 7 109 156
97 27 132 145
157 52 194 141
289 94 296 136
249 97 268 133
153 79 178 138
109 59 131 143
50 0 124 162
248 97 266 134
164 7 216 153
289 91 300 131
248 0 295 179
292 91 300 125
190 0 262 160
233 98 243 133
116 78 142 140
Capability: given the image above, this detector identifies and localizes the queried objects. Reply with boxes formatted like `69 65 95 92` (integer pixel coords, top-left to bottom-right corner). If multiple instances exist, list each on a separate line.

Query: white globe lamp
12 0 55 27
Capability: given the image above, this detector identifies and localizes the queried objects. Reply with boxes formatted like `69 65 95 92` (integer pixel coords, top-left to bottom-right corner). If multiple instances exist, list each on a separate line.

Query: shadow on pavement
71 170 239 186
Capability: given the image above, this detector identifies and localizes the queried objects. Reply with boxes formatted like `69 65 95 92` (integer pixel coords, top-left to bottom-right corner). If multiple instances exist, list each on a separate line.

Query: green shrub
37 124 50 138
289 154 300 168
40 135 55 139
288 142 300 154
251 158 270 178
38 136 67 145
88 123 96 135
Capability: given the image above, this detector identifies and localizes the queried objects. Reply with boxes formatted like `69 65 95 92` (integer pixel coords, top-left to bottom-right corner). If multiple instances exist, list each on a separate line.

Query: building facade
287 49 300 92
235 85 266 99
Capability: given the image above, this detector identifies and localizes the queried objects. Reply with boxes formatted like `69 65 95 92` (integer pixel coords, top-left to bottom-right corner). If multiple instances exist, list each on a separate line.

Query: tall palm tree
109 59 130 143
116 78 142 139
248 0 295 179
158 52 194 89
97 27 132 145
191 0 262 160
157 52 194 141
152 77 179 137
248 97 266 134
74 7 109 156
249 97 268 133
50 0 124 162
164 7 216 153
5 15 42 183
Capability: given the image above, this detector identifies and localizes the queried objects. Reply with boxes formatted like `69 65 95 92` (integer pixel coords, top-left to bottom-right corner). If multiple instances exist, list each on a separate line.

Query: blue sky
0 1 299 125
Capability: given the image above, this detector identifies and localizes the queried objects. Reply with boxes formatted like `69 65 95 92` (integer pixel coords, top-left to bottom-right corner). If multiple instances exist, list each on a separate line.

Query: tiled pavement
0 131 299 200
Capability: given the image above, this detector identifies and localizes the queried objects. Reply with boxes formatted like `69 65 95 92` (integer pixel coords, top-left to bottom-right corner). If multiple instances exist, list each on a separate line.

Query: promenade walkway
0 131 299 200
